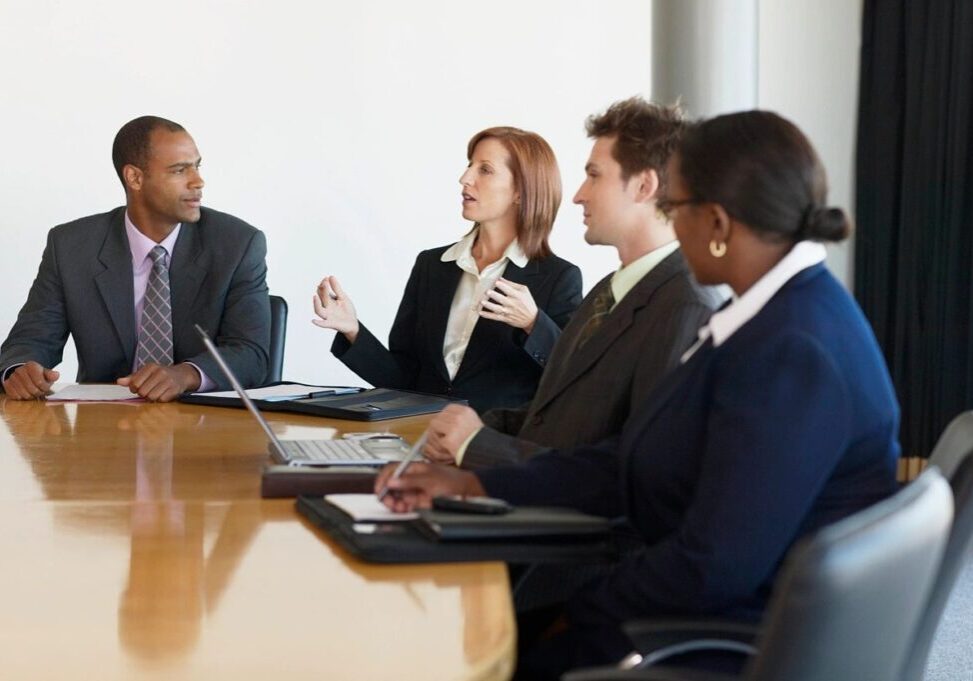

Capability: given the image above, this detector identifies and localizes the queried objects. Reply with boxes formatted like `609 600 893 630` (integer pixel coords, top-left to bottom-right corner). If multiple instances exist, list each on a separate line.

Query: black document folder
182 386 458 421
415 507 611 541
296 495 616 564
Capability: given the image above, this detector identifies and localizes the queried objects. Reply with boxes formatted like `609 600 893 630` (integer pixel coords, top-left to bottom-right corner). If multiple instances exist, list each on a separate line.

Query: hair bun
801 205 851 243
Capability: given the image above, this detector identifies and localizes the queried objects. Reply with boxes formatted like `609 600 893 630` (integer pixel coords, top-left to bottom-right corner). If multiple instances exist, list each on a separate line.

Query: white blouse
681 240 827 362
440 229 529 380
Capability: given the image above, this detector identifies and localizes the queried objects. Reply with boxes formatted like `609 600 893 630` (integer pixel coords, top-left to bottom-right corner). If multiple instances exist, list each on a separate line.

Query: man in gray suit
0 116 270 402
423 97 720 468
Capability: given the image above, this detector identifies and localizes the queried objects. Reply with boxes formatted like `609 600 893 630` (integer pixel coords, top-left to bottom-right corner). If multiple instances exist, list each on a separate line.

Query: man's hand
117 363 201 402
2 361 60 399
374 462 487 513
424 404 484 464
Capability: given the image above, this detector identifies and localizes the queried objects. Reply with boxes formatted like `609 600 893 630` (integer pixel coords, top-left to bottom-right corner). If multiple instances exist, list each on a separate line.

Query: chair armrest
562 664 737 681
622 618 760 667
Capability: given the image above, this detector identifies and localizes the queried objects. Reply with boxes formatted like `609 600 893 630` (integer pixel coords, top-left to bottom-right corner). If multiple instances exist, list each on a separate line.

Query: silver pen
377 431 429 502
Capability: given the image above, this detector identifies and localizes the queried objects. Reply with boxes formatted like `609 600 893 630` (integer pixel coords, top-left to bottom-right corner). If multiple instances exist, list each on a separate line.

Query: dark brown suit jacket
462 248 720 468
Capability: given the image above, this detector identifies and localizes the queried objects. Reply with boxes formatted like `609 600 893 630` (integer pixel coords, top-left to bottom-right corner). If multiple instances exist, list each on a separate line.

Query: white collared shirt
440 229 529 380
681 241 827 362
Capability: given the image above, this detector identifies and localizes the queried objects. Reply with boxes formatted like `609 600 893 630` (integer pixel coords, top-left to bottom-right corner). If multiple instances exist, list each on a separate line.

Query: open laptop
194 325 409 467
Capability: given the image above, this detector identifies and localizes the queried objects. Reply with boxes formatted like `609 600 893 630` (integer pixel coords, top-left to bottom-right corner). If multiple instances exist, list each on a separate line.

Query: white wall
758 0 863 286
0 0 652 386
0 1 864 387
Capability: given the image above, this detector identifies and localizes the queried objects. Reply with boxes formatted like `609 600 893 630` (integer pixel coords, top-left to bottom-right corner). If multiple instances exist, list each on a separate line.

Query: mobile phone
431 495 513 515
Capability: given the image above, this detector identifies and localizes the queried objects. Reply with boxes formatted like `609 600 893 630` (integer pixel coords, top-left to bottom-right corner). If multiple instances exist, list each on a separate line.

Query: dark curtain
856 0 973 458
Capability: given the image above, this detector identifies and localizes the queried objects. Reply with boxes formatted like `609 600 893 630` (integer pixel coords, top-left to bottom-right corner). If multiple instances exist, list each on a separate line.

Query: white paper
192 384 359 401
325 493 418 522
47 384 142 402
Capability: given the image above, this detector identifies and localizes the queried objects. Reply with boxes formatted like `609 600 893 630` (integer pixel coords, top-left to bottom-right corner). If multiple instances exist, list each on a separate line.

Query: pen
377 431 429 502
306 387 361 399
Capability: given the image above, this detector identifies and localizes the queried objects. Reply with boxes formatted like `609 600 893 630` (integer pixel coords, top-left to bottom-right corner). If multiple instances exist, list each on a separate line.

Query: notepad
47 384 143 402
324 494 418 522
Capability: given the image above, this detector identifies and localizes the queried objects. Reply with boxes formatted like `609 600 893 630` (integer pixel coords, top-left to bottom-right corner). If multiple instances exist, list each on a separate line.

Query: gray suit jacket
0 206 271 390
462 248 720 469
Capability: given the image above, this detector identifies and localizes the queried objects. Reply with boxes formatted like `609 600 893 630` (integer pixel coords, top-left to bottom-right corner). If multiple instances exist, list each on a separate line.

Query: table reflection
0 398 515 678
0 399 267 501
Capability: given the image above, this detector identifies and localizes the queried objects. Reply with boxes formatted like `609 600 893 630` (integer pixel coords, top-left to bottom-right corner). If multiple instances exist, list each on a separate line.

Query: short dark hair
677 110 850 244
111 116 186 188
585 97 685 196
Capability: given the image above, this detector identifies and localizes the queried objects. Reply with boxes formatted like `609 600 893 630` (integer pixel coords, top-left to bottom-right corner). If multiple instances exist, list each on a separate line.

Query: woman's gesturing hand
312 275 360 343
479 277 539 334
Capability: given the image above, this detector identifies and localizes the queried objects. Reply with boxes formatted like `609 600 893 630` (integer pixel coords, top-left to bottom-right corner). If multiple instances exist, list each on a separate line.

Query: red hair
467 126 561 259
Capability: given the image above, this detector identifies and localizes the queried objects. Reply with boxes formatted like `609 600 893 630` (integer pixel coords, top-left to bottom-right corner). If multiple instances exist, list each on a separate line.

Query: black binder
296 495 617 564
261 466 377 498
181 386 459 421
414 506 612 541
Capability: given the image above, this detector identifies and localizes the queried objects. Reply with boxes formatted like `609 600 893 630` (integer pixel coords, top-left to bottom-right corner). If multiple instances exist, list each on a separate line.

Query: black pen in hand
377 431 429 502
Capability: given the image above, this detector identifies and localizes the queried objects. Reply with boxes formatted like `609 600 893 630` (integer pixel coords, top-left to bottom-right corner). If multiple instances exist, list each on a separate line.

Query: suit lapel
530 251 687 415
427 258 464 382
169 222 207 344
457 258 539 380
94 210 137 367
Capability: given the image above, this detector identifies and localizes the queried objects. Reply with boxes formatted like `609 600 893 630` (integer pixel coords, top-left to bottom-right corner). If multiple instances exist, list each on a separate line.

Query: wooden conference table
0 395 515 680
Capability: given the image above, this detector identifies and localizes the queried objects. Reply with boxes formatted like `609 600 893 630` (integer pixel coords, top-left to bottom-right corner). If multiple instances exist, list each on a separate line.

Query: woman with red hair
313 127 581 413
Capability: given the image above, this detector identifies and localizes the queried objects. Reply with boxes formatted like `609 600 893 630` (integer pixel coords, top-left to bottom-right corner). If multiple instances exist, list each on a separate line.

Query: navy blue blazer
479 263 900 659
332 245 582 413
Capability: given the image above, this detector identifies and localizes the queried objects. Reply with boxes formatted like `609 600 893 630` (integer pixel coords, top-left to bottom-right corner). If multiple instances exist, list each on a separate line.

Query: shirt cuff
2 364 25 383
184 362 214 392
453 426 483 467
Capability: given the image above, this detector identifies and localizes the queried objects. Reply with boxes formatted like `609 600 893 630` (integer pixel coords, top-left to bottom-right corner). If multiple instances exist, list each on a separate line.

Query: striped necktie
135 245 174 368
575 284 615 349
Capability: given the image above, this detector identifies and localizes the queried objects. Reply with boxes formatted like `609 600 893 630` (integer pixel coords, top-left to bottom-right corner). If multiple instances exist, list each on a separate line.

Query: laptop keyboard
280 438 384 463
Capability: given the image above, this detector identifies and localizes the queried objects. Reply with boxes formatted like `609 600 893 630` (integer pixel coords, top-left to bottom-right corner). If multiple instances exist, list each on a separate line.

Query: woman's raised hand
312 275 360 342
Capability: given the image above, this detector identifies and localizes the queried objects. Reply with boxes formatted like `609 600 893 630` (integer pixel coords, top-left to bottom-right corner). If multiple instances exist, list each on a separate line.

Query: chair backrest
746 469 953 681
267 295 288 384
899 411 973 681
926 411 973 479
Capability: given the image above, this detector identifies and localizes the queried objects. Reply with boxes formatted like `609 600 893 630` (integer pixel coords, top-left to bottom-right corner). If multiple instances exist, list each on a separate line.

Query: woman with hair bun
376 111 901 679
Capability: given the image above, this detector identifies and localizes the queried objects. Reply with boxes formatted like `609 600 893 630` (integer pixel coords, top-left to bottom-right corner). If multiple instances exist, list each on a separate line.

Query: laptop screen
193 324 285 449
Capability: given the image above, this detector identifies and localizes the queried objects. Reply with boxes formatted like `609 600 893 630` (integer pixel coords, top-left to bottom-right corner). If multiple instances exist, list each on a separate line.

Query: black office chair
267 295 288 384
925 410 973 479
898 411 973 681
603 412 973 681
562 467 954 681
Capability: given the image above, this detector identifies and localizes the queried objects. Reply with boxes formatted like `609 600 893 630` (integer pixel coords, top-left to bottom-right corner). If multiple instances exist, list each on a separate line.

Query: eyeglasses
657 196 706 214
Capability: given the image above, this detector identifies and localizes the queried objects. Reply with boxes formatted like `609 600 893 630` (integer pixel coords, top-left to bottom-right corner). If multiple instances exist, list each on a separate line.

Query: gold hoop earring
709 240 727 258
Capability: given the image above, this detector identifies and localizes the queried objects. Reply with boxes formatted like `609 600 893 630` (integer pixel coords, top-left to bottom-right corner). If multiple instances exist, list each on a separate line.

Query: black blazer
0 206 271 389
332 245 582 413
